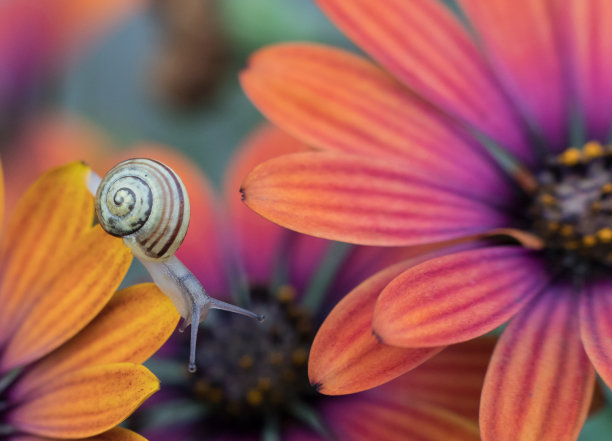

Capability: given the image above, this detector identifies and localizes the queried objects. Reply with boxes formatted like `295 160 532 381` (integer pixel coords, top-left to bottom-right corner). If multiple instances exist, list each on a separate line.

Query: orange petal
7 363 158 439
225 124 324 286
480 284 594 441
314 0 532 164
0 225 132 372
325 398 479 441
380 337 495 421
241 151 509 246
240 44 514 207
11 283 179 399
373 246 550 347
310 257 445 395
580 279 612 388
0 162 94 344
8 427 146 441
458 0 567 150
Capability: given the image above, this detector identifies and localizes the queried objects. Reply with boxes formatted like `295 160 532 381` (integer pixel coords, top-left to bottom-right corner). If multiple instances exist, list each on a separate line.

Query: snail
88 158 264 372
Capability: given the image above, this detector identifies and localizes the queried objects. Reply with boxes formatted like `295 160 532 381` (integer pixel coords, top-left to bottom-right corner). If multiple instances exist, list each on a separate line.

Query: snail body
95 158 190 261
90 158 263 373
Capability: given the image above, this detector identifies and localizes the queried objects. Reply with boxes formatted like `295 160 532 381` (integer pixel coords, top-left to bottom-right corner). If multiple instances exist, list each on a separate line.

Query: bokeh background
2 1 612 439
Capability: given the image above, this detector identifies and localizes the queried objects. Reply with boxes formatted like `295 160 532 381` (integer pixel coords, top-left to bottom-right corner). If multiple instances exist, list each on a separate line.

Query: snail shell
95 158 190 262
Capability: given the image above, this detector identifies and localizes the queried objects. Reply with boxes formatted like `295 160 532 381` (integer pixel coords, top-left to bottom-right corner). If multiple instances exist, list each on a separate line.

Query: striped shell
95 158 190 262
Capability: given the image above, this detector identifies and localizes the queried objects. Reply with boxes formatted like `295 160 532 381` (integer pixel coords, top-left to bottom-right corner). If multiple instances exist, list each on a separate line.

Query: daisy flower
239 1 612 440
126 124 495 441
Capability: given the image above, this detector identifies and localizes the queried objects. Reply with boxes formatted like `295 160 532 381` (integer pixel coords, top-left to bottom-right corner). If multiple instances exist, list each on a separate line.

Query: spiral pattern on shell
95 158 190 261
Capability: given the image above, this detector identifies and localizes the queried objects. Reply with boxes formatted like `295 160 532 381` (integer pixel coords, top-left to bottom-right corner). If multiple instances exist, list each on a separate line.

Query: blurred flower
0 0 147 134
0 160 179 440
239 1 612 440
121 124 495 441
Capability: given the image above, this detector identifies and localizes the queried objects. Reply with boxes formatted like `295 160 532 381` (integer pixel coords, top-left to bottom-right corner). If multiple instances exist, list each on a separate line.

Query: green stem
290 401 335 440
301 241 353 313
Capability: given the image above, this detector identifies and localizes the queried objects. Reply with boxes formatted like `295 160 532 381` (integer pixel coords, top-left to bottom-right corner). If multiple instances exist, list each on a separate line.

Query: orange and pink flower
239 1 612 440
125 124 495 441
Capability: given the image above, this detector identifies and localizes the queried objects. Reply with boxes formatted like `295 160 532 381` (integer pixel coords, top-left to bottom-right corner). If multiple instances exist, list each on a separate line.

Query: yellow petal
0 226 132 372
13 283 179 398
8 427 147 441
0 162 93 348
7 363 158 439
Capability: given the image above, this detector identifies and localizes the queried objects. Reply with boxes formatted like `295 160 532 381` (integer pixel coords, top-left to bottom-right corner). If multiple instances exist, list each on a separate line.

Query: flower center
531 142 612 269
188 284 316 426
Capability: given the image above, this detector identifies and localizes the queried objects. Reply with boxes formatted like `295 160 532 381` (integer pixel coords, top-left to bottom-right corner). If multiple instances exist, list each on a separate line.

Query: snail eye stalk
89 159 264 372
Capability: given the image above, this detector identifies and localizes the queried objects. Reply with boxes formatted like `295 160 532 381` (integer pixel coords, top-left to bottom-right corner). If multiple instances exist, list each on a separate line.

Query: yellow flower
0 161 180 440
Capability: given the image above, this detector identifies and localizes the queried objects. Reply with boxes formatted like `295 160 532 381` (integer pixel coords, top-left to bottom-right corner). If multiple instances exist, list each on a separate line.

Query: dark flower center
187 284 317 427
530 142 612 270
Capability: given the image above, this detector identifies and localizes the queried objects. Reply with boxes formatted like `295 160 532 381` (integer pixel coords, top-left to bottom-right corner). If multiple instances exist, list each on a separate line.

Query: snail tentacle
141 256 263 372
88 160 264 372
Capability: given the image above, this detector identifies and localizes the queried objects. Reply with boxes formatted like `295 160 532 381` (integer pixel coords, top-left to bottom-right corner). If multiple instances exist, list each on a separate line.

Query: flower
239 1 612 440
0 160 179 440
0 0 147 132
124 123 495 441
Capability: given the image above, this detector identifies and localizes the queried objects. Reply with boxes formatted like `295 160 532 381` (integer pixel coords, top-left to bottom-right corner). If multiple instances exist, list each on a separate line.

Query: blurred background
2 1 612 440
0 0 353 186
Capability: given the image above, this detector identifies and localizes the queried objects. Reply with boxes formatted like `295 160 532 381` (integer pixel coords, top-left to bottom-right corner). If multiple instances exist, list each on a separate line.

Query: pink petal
580 278 612 388
373 246 550 347
224 124 328 290
315 0 533 164
458 0 568 151
375 337 496 421
309 257 444 395
554 0 612 141
323 397 479 441
242 152 511 246
240 43 516 206
481 284 594 441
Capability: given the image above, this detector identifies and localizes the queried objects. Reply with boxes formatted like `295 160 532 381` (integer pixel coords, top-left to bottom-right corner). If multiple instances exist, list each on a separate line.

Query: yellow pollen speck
602 183 612 194
547 221 560 232
277 285 296 302
238 355 254 369
194 380 210 397
561 148 582 166
564 240 579 250
246 389 263 406
540 193 556 206
209 387 223 403
560 225 574 237
292 348 308 366
257 377 271 391
583 235 597 247
584 141 605 158
268 351 284 365
597 228 612 243
283 369 296 382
